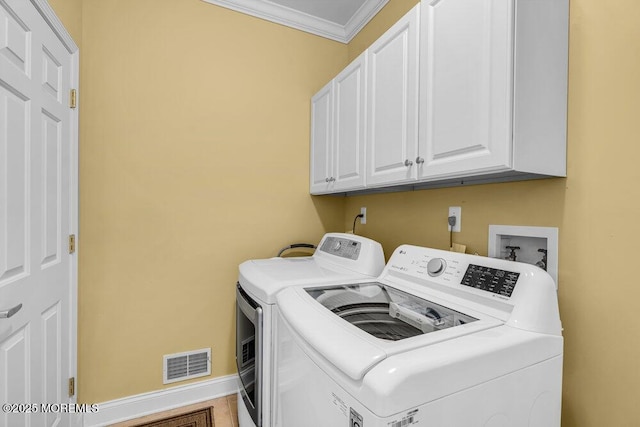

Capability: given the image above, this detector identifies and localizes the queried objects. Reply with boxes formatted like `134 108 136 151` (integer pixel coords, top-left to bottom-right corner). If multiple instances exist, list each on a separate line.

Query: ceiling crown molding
343 0 388 42
201 0 389 44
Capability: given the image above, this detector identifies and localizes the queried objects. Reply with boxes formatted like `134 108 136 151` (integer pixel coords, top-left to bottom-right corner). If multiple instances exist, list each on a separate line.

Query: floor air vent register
163 348 211 384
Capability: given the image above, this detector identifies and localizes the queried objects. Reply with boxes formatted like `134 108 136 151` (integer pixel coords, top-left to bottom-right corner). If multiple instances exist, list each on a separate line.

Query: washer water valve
505 246 520 261
536 249 548 271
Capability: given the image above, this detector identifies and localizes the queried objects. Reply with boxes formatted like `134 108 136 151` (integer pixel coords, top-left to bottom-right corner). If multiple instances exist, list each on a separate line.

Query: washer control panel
386 246 523 299
318 236 361 260
382 244 561 335
461 264 520 298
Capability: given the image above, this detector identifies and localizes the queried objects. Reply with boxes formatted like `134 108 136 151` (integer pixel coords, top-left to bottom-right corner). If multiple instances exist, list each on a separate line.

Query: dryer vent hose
277 243 316 257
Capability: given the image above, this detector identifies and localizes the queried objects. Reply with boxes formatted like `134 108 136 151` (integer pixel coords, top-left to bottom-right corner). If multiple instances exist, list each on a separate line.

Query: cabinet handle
0 303 22 319
325 178 330 183
329 177 336 182
416 157 425 165
404 159 413 167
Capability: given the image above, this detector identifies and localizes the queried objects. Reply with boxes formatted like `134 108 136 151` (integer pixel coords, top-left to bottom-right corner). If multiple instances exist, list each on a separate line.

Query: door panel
42 47 62 101
420 0 513 179
42 302 62 426
41 111 62 268
0 84 29 284
0 2 30 76
1 326 30 405
0 0 76 425
309 82 333 194
333 54 366 191
366 5 419 186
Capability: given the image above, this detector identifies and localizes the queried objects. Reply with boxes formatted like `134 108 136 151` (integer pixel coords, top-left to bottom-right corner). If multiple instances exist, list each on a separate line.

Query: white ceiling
201 0 389 43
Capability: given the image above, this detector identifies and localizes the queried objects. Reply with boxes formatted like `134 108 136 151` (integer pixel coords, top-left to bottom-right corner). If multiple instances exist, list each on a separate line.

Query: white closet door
0 0 77 425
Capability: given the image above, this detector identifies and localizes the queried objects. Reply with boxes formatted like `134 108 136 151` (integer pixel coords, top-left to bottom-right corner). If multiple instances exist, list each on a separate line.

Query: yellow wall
47 0 82 48
75 0 346 403
343 1 640 426
46 0 640 424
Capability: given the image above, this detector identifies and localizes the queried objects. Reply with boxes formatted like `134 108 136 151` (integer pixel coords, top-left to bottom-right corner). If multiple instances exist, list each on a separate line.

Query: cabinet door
309 82 333 194
333 54 367 192
366 4 420 187
419 0 513 179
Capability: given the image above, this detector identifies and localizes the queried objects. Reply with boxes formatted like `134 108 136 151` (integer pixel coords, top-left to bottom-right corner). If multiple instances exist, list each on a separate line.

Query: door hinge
70 89 77 109
68 377 75 397
68 234 76 254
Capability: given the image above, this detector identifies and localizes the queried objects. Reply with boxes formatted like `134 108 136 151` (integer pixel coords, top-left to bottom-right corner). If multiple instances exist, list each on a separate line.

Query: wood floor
111 393 238 427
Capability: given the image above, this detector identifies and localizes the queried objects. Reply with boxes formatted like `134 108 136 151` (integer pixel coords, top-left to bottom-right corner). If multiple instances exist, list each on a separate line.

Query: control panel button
427 258 446 276
319 237 361 260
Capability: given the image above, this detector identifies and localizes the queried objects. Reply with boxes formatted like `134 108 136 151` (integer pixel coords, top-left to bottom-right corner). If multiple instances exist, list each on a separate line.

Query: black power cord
353 213 364 235
448 215 457 249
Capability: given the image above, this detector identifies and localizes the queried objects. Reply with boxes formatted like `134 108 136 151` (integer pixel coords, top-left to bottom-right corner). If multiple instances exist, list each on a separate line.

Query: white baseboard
83 374 239 426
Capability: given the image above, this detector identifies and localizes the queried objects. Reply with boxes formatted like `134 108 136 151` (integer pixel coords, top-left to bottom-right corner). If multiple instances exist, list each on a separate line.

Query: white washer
274 244 563 427
236 233 385 427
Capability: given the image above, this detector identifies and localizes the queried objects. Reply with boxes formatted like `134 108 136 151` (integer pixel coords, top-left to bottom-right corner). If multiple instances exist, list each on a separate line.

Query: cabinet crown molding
201 0 389 43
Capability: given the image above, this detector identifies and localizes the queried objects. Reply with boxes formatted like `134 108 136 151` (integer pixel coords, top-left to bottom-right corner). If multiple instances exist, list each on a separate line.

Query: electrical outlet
360 207 367 225
448 206 461 232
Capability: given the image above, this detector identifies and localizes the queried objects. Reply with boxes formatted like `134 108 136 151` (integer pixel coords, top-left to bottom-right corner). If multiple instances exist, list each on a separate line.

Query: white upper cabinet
418 0 569 181
310 54 367 194
418 0 512 179
310 82 333 194
334 54 367 192
366 4 420 187
309 0 568 194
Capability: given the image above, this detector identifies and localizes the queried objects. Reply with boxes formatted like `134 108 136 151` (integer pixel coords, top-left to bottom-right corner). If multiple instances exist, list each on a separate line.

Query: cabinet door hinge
70 89 77 109
68 377 75 397
68 234 76 254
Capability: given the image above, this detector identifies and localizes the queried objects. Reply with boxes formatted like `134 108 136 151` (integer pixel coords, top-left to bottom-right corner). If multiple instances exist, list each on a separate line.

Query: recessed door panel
310 83 332 193
420 0 512 179
333 54 366 191
42 302 62 427
42 47 61 102
0 3 30 76
0 326 30 427
0 84 29 286
371 35 405 169
366 5 419 186
41 110 61 268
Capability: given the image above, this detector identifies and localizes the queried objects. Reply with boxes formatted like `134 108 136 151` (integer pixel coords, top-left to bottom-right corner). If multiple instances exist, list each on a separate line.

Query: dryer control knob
427 258 446 276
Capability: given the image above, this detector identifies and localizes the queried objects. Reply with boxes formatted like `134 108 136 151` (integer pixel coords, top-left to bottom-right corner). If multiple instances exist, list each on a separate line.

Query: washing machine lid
277 283 502 381
238 233 385 304
239 257 374 304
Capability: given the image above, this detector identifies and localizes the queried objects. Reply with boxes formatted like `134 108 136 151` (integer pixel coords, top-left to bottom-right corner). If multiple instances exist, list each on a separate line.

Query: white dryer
236 233 385 427
274 244 563 427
